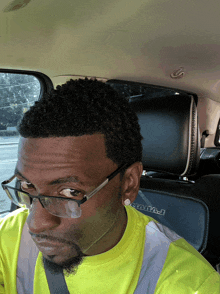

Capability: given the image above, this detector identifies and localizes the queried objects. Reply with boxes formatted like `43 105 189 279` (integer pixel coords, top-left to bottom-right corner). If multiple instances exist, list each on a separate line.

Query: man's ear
121 162 143 205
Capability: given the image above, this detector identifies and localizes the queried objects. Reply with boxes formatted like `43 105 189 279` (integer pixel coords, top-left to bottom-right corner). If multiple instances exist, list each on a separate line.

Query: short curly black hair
18 78 143 167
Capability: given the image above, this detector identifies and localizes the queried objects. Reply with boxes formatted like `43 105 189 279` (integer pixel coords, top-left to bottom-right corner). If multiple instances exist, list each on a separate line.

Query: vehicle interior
0 0 220 273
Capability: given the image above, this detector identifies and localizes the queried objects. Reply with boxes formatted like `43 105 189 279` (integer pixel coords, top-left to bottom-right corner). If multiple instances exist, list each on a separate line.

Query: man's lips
30 232 76 246
31 236 80 258
36 243 62 255
30 232 82 257
33 236 60 244
33 239 64 255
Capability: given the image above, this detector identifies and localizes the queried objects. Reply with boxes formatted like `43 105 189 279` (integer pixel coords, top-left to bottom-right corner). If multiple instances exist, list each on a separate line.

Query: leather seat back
130 95 209 253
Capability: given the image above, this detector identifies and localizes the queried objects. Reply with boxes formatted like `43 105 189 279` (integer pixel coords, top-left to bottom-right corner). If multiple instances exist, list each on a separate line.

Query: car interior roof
1 0 220 147
0 0 219 96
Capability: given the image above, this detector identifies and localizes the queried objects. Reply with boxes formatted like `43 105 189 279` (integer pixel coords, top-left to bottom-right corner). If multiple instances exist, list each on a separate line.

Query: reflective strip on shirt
17 222 39 294
16 221 181 294
134 221 181 294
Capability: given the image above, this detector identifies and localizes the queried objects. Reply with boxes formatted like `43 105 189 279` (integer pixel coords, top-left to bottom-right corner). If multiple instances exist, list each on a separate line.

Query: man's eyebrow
14 168 80 186
48 176 80 186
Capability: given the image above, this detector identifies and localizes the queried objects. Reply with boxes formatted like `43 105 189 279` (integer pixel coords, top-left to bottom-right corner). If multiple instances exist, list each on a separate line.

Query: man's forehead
18 134 107 160
16 134 118 186
16 134 116 180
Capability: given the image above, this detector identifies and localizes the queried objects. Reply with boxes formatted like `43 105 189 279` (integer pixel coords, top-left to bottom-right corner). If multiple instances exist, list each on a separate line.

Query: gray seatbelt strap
43 257 70 294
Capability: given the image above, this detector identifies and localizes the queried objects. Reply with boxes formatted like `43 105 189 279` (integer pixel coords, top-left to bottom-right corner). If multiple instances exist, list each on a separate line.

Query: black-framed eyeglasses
1 164 127 219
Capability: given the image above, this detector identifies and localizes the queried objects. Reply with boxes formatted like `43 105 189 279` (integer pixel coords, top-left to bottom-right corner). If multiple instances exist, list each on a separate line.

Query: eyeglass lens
5 186 82 218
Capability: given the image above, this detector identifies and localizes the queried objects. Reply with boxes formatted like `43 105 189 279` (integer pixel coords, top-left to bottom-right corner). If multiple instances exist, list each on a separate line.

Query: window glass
0 73 41 217
106 80 188 101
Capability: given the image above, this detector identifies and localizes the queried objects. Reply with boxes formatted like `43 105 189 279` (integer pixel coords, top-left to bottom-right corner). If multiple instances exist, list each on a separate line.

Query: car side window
0 73 41 217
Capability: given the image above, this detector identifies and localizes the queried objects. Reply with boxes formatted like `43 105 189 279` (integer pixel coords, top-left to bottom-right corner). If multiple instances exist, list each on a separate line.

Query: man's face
16 134 127 273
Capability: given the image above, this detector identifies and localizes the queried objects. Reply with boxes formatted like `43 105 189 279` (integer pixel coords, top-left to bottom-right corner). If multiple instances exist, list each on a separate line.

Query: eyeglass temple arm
107 163 127 181
2 175 16 185
85 163 127 201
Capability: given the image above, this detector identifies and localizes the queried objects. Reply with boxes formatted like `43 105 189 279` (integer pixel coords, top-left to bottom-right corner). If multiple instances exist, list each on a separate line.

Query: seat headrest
130 95 200 176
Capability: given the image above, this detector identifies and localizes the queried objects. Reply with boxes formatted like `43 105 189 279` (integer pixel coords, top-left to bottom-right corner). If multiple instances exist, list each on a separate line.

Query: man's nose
26 199 60 234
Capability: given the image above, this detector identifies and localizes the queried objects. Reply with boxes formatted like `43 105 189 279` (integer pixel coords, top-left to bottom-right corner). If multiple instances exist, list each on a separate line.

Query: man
0 78 219 294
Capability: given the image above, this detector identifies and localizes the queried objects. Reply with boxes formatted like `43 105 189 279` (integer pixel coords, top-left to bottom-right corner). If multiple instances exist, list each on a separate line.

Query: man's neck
83 207 128 256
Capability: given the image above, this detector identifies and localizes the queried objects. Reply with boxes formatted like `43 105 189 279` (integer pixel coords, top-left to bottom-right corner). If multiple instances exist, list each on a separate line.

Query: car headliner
0 0 220 145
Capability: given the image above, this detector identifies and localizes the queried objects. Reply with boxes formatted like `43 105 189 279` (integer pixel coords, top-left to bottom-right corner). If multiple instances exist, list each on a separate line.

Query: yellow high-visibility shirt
0 206 219 293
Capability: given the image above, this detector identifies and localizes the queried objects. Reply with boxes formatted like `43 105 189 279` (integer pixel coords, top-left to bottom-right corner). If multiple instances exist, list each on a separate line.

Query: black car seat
130 94 220 270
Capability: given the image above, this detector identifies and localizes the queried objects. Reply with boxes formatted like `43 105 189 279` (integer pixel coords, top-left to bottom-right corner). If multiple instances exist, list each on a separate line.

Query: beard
42 243 85 276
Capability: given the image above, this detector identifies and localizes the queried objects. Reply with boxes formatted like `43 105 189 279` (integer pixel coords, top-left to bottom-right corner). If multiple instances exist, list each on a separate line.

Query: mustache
29 231 76 247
